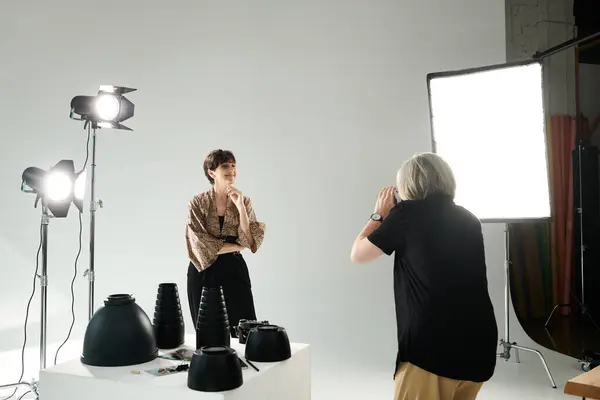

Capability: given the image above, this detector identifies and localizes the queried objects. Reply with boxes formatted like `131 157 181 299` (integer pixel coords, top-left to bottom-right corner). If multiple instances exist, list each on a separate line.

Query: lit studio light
95 94 120 121
69 85 136 131
67 84 136 320
21 160 87 218
45 172 72 201
73 169 87 209
426 60 550 222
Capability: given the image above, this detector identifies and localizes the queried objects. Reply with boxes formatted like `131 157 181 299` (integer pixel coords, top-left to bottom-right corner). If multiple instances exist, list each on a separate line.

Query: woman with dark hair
186 149 266 337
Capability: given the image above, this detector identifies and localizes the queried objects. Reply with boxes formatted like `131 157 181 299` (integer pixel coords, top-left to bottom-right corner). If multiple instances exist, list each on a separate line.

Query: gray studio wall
0 0 505 375
506 0 576 116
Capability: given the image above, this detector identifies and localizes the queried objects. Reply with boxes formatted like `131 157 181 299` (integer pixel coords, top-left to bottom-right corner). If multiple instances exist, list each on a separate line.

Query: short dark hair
203 149 236 184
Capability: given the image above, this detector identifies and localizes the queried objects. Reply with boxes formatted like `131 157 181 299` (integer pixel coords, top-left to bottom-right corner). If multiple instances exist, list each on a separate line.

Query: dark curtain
510 115 582 321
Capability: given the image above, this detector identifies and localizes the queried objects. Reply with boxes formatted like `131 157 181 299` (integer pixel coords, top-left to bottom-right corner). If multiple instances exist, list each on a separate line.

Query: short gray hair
396 152 456 201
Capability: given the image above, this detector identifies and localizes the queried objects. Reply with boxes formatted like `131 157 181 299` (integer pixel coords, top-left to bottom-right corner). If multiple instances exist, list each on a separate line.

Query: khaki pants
394 362 483 400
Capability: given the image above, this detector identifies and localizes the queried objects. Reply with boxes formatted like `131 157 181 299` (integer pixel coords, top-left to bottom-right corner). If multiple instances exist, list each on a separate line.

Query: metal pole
544 142 588 325
39 206 49 370
3 208 50 400
533 31 600 61
2 207 51 400
498 223 557 388
577 142 586 308
504 224 510 343
88 128 97 321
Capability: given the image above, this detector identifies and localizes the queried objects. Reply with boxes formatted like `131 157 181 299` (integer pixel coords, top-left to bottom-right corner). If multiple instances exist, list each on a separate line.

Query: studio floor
0 338 587 400
311 349 583 399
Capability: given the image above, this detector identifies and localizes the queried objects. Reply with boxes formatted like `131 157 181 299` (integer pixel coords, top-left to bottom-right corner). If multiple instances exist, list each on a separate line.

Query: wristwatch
370 213 383 222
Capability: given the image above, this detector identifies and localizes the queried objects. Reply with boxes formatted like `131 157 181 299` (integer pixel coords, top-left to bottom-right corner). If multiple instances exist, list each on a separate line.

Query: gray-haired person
351 152 498 400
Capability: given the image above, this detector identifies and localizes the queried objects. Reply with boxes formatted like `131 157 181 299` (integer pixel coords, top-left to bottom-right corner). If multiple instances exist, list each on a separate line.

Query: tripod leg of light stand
544 304 572 327
512 345 555 389
498 224 557 388
498 340 556 388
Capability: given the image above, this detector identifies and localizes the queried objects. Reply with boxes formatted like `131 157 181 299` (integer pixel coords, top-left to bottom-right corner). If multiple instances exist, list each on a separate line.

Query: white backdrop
0 0 509 384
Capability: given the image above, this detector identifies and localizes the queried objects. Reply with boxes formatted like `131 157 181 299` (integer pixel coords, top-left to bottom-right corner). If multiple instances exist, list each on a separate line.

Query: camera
236 319 270 344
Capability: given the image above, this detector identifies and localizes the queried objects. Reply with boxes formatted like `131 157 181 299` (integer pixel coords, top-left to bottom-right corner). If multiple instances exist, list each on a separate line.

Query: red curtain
548 116 578 314
509 115 597 322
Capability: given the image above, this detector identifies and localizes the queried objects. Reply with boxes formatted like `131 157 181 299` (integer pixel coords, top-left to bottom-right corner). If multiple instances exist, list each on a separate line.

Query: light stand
85 125 102 321
69 85 136 321
39 206 49 371
1 160 86 400
537 30 600 331
577 140 586 314
534 33 600 326
498 224 557 388
1 206 53 400
544 140 599 328
427 60 557 388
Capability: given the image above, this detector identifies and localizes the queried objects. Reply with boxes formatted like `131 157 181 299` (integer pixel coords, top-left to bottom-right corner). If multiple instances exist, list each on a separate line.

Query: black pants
187 252 257 338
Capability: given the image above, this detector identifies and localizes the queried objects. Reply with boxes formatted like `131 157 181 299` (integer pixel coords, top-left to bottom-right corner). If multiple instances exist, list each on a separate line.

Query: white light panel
427 61 551 222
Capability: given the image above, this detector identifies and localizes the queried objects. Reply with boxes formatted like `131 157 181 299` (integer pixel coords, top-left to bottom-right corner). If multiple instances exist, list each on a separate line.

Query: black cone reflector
187 346 243 392
196 287 230 349
81 294 158 366
245 325 292 362
153 283 185 349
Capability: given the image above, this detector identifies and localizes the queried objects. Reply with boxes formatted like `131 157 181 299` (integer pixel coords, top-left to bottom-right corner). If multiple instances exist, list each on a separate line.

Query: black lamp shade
21 160 86 218
81 294 158 366
70 96 96 119
70 86 136 131
187 346 243 392
116 95 135 122
245 325 292 362
196 287 231 349
21 167 46 192
153 283 185 349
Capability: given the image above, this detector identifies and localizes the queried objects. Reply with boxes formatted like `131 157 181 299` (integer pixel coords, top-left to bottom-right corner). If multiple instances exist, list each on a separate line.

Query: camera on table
236 319 270 344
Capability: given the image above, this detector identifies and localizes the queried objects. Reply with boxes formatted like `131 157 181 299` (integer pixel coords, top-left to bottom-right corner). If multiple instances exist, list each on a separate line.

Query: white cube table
38 335 310 400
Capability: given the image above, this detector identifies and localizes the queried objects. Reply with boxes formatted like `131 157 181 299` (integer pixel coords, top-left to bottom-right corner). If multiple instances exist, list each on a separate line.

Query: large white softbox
426 60 551 222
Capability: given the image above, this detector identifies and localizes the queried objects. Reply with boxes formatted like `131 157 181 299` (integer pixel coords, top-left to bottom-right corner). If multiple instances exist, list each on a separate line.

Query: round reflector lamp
81 294 158 367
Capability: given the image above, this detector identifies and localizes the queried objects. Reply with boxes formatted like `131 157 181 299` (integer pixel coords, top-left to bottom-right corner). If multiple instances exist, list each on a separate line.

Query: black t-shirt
368 194 498 382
